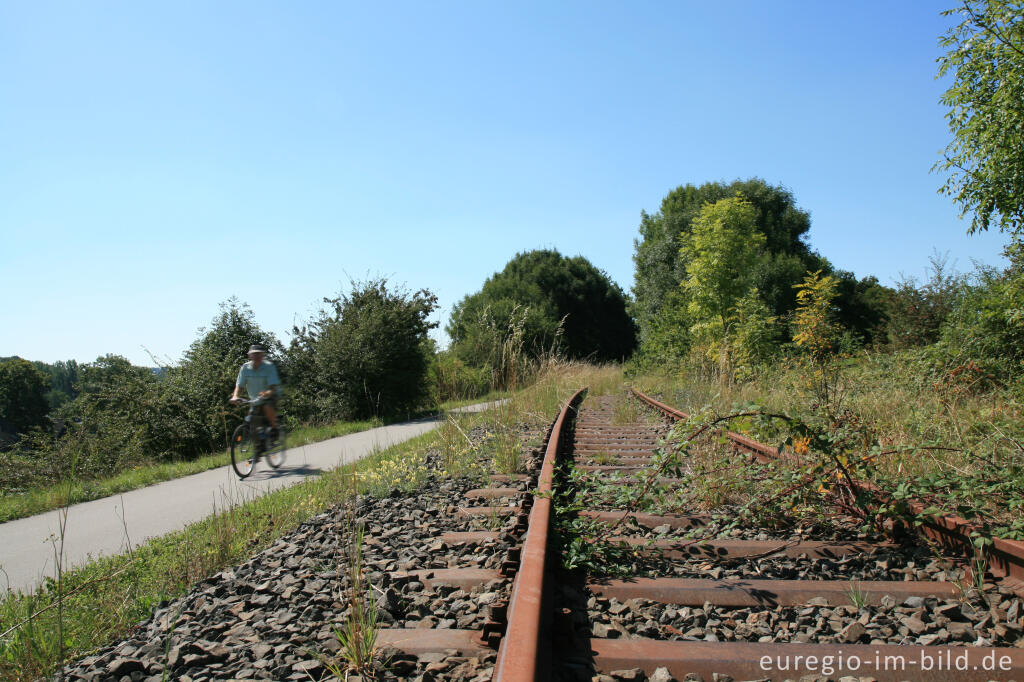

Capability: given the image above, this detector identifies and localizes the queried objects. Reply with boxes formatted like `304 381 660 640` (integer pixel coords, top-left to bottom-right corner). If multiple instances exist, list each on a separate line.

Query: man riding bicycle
230 344 281 440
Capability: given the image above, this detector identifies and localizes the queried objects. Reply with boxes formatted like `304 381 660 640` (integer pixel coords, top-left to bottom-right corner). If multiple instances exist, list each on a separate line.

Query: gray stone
947 621 976 641
649 667 677 682
840 621 867 643
105 658 146 677
901 615 927 634
292 659 323 674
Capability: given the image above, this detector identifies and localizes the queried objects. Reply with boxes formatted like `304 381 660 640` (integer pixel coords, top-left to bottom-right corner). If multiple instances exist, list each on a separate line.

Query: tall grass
633 350 1024 534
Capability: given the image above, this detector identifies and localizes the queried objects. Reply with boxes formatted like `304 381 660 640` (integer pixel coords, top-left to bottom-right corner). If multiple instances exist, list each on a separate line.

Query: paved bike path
0 405 496 595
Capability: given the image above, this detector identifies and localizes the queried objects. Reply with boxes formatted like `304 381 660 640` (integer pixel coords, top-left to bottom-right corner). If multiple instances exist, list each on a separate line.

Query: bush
430 350 492 403
28 355 166 478
931 261 1024 388
4 301 285 488
287 278 439 421
886 253 963 349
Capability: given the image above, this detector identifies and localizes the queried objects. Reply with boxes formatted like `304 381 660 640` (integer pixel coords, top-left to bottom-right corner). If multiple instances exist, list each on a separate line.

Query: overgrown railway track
486 388 1024 681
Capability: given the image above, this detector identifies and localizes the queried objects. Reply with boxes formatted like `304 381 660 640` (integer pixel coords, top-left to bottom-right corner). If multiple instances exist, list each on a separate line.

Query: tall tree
680 198 768 376
936 0 1024 235
633 178 891 353
682 197 766 330
632 178 824 342
0 358 51 435
448 249 637 364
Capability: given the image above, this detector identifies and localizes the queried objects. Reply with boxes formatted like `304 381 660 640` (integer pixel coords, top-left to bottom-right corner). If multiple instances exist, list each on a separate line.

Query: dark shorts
254 395 278 411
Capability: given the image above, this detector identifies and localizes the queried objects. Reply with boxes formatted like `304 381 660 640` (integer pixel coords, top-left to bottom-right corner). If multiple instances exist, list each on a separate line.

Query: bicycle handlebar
230 397 267 406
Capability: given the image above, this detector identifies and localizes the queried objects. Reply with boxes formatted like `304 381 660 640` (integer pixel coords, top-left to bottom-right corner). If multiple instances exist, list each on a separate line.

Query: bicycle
229 397 287 478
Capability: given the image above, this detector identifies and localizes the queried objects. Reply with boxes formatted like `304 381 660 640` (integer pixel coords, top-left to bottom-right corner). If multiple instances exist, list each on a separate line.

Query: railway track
487 388 1024 682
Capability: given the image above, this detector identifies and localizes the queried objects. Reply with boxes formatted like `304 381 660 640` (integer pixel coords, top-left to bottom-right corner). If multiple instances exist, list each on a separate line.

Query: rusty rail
492 388 587 682
630 387 1024 591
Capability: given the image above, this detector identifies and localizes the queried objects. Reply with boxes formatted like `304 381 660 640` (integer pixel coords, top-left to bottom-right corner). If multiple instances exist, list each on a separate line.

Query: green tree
731 289 781 378
39 359 80 409
632 179 892 365
632 178 823 341
680 197 767 376
448 249 637 364
936 0 1024 235
682 198 765 329
288 279 438 421
793 271 842 361
629 289 692 375
934 249 1024 381
55 354 167 472
0 358 51 435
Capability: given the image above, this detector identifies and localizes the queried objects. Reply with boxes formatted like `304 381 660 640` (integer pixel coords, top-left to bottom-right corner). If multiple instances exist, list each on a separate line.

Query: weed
487 504 512 531
590 451 620 466
437 414 477 476
612 394 642 425
489 428 523 475
325 466 379 677
846 582 868 609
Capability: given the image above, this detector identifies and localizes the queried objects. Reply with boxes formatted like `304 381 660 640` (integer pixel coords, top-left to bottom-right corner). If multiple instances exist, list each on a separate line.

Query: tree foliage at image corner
936 0 1024 236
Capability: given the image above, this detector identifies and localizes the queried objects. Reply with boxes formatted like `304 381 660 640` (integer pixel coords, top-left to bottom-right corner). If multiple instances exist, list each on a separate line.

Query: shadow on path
242 463 324 481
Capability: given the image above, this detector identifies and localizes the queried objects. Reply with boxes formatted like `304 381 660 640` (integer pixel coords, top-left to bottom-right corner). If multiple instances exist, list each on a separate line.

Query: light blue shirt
236 360 281 399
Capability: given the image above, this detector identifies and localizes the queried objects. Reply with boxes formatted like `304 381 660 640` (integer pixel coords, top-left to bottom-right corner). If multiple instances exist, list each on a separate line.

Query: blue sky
0 1 1011 366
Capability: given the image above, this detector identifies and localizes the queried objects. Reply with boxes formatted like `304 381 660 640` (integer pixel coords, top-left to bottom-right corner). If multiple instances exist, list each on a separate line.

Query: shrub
288 278 438 421
430 350 491 403
932 261 1024 387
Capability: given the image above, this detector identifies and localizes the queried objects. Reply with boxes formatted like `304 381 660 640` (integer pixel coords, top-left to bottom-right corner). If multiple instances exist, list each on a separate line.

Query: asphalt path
0 403 498 595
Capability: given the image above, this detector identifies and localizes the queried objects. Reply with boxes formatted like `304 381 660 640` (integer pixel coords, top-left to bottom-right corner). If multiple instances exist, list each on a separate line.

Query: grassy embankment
0 363 614 681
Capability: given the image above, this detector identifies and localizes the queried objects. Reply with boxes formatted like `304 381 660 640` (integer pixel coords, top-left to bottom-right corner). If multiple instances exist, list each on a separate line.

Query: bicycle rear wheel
230 424 256 478
266 426 286 469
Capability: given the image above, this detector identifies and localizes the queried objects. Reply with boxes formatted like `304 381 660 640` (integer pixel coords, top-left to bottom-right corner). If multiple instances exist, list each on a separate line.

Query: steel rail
492 388 587 682
630 387 1024 591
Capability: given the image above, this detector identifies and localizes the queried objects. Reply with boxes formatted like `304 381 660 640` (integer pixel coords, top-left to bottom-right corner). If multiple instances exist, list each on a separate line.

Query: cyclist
230 344 281 441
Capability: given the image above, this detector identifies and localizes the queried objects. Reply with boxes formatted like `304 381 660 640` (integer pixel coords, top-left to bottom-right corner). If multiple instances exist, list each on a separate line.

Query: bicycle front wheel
266 426 286 469
230 424 256 478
